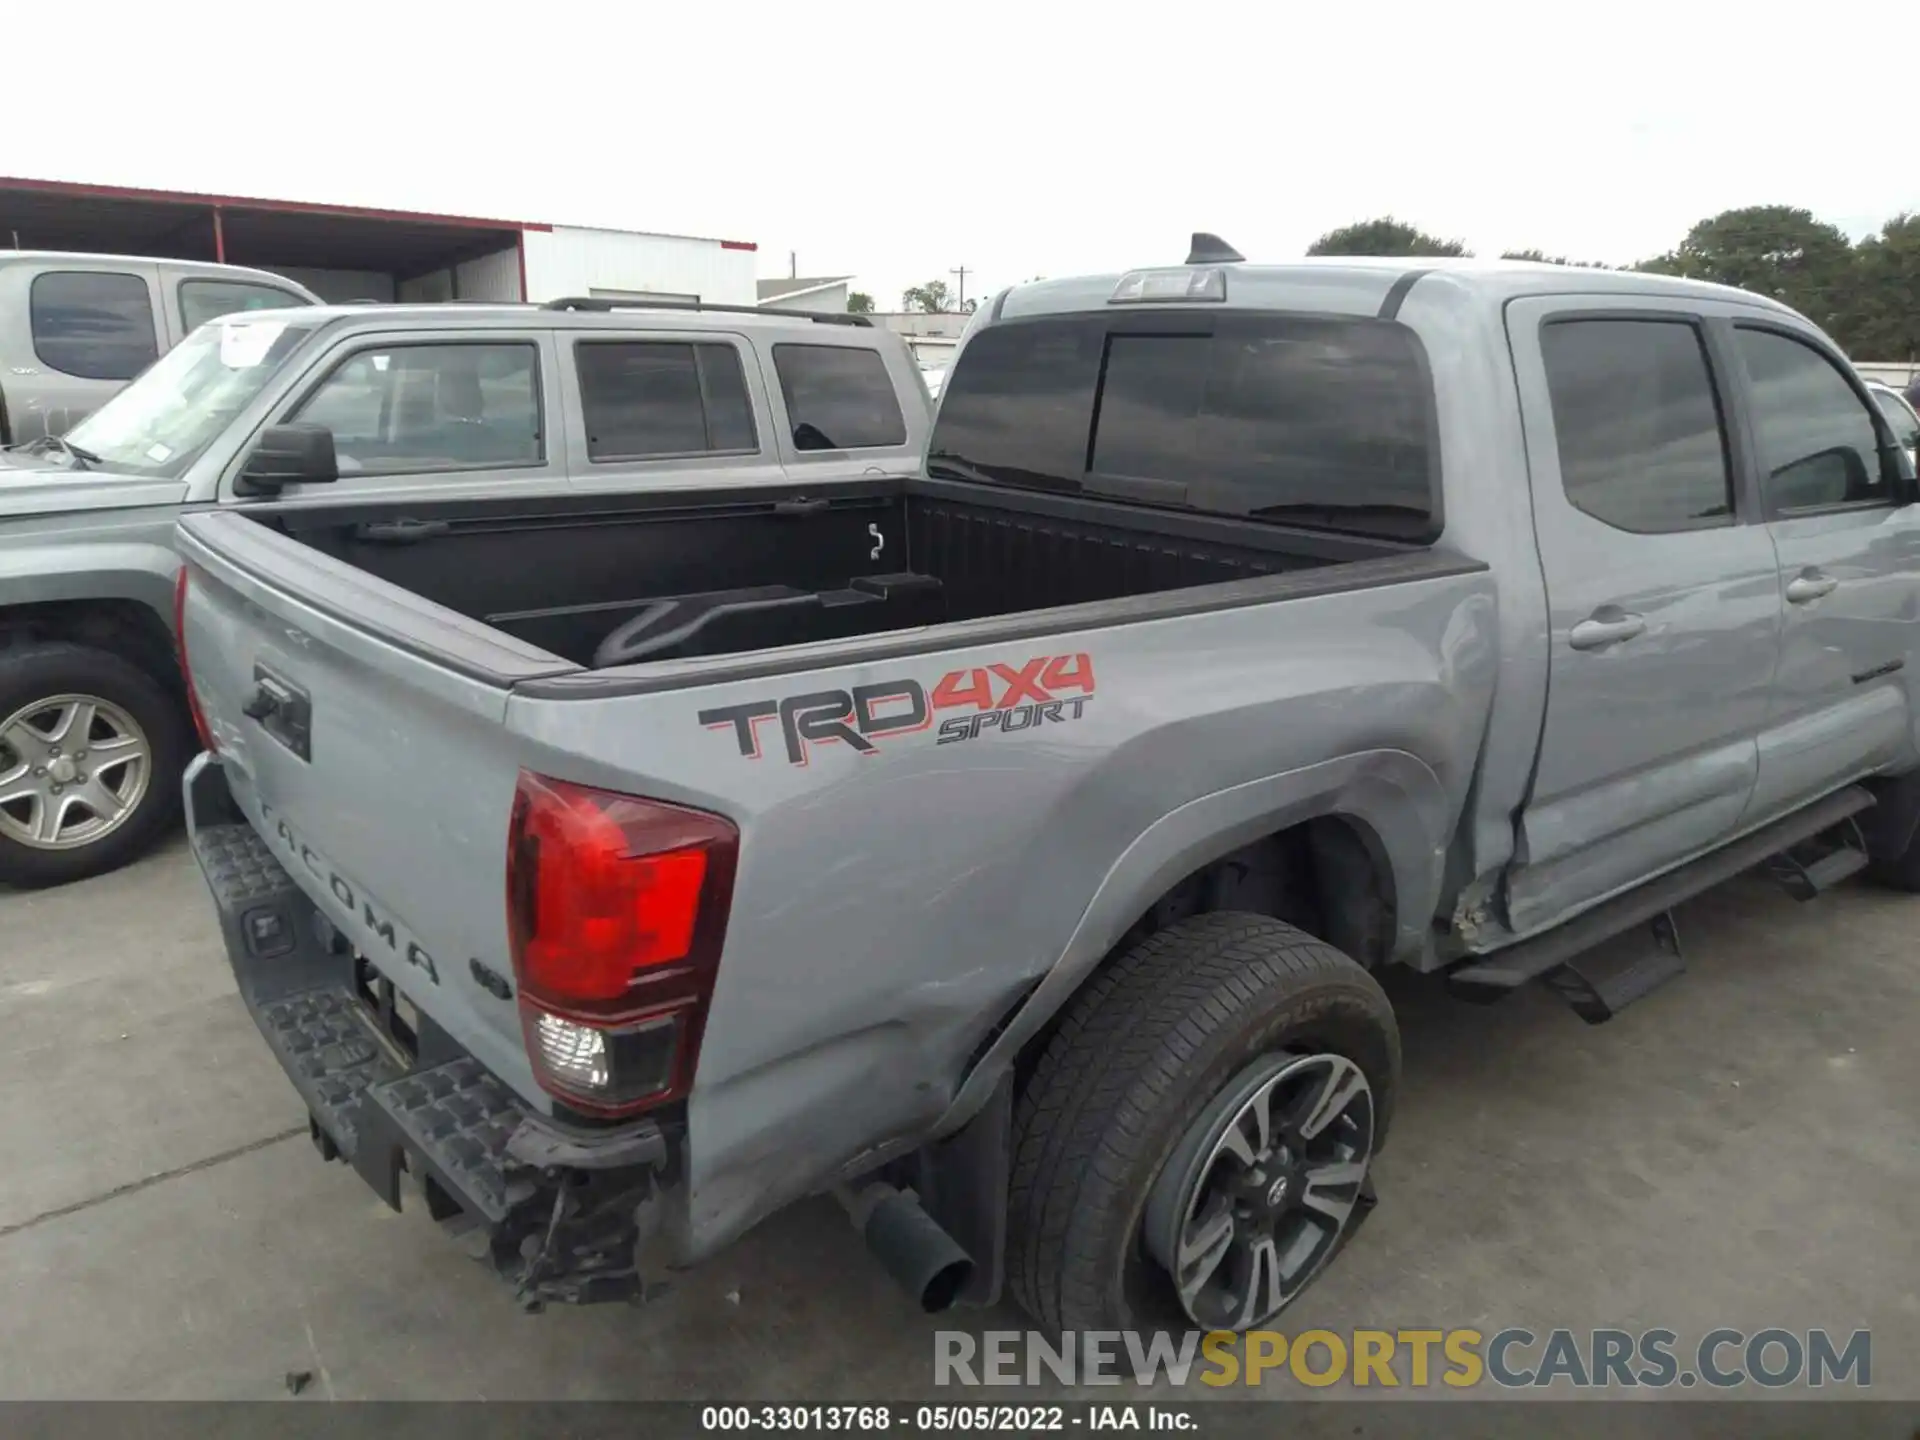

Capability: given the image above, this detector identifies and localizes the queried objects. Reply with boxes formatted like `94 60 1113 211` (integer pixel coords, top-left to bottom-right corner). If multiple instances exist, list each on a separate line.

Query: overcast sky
11 2 1905 309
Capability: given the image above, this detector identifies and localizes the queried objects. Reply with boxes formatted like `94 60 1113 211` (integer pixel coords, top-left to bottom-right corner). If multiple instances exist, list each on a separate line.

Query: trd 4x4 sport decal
699 651 1096 766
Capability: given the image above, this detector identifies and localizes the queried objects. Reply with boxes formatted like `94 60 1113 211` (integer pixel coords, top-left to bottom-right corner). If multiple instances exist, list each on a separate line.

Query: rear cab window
771 343 907 452
30 270 160 381
927 312 1439 542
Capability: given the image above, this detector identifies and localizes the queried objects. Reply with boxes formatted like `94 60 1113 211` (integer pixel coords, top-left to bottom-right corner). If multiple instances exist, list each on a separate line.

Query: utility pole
949 265 969 311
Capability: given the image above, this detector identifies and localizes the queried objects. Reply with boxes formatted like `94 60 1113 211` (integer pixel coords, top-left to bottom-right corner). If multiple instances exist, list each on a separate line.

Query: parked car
175 243 1920 1335
1868 379 1920 470
0 251 319 447
0 296 931 887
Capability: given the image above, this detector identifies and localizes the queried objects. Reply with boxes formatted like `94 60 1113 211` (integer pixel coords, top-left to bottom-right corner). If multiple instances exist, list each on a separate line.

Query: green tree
902 279 955 313
1636 206 1857 336
1843 214 1920 360
1502 249 1610 268
1307 218 1470 257
847 291 875 314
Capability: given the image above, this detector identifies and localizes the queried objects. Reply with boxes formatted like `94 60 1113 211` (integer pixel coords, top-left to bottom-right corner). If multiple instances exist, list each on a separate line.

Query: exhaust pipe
838 1182 974 1313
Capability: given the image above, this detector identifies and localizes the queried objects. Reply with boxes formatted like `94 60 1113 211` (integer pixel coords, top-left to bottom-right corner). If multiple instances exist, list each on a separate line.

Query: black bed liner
201 474 1485 697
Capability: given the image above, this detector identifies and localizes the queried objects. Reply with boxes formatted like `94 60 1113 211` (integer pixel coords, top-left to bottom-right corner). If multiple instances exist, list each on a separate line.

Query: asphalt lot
2 831 1917 1415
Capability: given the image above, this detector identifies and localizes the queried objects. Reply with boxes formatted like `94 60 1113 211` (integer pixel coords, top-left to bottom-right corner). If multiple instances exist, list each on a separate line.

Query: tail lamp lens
506 771 737 1113
525 1010 681 1109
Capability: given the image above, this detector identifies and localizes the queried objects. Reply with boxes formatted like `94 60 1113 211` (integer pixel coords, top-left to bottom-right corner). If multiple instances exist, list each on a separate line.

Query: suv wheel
0 644 189 888
1005 912 1399 1334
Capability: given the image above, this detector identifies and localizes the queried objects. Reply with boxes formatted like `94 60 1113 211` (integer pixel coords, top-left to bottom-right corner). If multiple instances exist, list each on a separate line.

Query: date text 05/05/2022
699 1405 1190 1432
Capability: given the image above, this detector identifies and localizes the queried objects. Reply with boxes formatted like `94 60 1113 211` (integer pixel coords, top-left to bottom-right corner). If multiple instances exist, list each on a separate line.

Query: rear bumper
184 753 679 1308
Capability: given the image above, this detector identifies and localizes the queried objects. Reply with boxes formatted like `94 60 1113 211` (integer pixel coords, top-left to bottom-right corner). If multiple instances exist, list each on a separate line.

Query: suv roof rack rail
541 296 873 327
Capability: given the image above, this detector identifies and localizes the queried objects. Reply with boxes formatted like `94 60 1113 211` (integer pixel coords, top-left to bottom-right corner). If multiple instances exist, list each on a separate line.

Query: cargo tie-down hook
870 524 884 560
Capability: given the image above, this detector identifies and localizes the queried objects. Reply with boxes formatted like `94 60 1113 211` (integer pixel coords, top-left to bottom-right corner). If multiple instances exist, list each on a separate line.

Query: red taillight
505 770 738 1114
173 566 218 754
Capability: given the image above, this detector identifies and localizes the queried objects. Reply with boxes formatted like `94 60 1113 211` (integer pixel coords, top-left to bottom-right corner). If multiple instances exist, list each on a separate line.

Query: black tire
1005 911 1399 1335
0 643 190 888
1866 849 1920 891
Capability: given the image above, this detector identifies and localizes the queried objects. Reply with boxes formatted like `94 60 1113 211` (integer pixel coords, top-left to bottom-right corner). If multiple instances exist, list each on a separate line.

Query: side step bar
1449 784 1875 1019
1766 816 1871 901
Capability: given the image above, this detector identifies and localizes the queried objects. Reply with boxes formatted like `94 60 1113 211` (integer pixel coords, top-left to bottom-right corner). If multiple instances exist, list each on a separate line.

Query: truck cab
0 251 320 447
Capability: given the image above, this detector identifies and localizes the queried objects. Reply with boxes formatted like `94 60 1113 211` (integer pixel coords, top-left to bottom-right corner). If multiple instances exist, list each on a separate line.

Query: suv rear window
927 314 1438 540
771 344 907 451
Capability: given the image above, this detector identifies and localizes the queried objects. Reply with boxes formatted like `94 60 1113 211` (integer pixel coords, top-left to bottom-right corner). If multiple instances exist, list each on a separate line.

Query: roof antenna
1187 232 1244 264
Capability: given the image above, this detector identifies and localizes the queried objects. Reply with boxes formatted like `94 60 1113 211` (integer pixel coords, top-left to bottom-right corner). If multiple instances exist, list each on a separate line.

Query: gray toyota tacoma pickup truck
177 239 1920 1334
0 297 929 887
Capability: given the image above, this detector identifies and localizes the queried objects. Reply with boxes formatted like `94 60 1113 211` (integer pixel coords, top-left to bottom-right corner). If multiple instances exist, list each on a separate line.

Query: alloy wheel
1143 1051 1376 1330
0 693 153 851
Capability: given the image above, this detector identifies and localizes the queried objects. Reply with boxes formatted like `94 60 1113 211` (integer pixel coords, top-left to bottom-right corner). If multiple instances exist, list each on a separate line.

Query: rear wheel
1005 912 1398 1334
0 644 189 888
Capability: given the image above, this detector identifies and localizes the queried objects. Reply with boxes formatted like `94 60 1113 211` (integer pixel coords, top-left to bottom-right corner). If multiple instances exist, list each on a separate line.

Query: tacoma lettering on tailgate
257 800 441 984
699 651 1095 766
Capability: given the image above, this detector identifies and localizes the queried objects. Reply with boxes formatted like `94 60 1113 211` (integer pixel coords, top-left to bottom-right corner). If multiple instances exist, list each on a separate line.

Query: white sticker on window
218 321 286 369
145 442 173 463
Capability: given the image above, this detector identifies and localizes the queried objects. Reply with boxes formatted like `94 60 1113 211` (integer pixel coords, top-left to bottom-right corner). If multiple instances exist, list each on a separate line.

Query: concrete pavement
2 834 1916 1405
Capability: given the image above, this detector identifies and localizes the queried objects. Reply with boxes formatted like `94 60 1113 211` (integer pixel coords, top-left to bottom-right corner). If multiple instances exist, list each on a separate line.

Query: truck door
1731 322 1920 820
1502 298 1783 934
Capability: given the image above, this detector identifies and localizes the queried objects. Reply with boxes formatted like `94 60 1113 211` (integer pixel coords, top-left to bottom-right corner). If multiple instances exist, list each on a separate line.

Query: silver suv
0 295 932 887
0 251 319 447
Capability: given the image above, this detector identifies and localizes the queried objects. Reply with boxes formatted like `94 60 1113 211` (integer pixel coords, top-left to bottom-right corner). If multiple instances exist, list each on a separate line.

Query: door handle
1785 571 1838 604
1568 609 1647 651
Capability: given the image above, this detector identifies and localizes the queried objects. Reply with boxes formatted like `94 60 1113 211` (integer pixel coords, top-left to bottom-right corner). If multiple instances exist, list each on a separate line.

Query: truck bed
257 477 1401 671
175 471 1498 1271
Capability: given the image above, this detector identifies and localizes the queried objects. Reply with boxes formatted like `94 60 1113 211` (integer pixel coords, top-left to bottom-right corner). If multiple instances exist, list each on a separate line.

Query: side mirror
236 422 338 495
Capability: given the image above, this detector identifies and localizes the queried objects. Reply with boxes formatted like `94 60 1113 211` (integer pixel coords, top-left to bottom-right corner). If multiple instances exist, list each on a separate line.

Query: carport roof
0 175 544 277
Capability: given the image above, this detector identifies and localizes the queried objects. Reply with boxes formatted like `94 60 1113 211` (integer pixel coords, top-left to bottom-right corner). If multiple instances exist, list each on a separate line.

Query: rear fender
932 746 1448 1135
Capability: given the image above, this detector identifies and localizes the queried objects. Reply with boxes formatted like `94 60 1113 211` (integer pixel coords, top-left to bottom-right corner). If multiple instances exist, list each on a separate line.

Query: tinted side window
290 342 542 475
179 279 307 332
771 344 907 451
1539 319 1733 533
1739 328 1889 511
576 341 756 461
30 271 159 381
